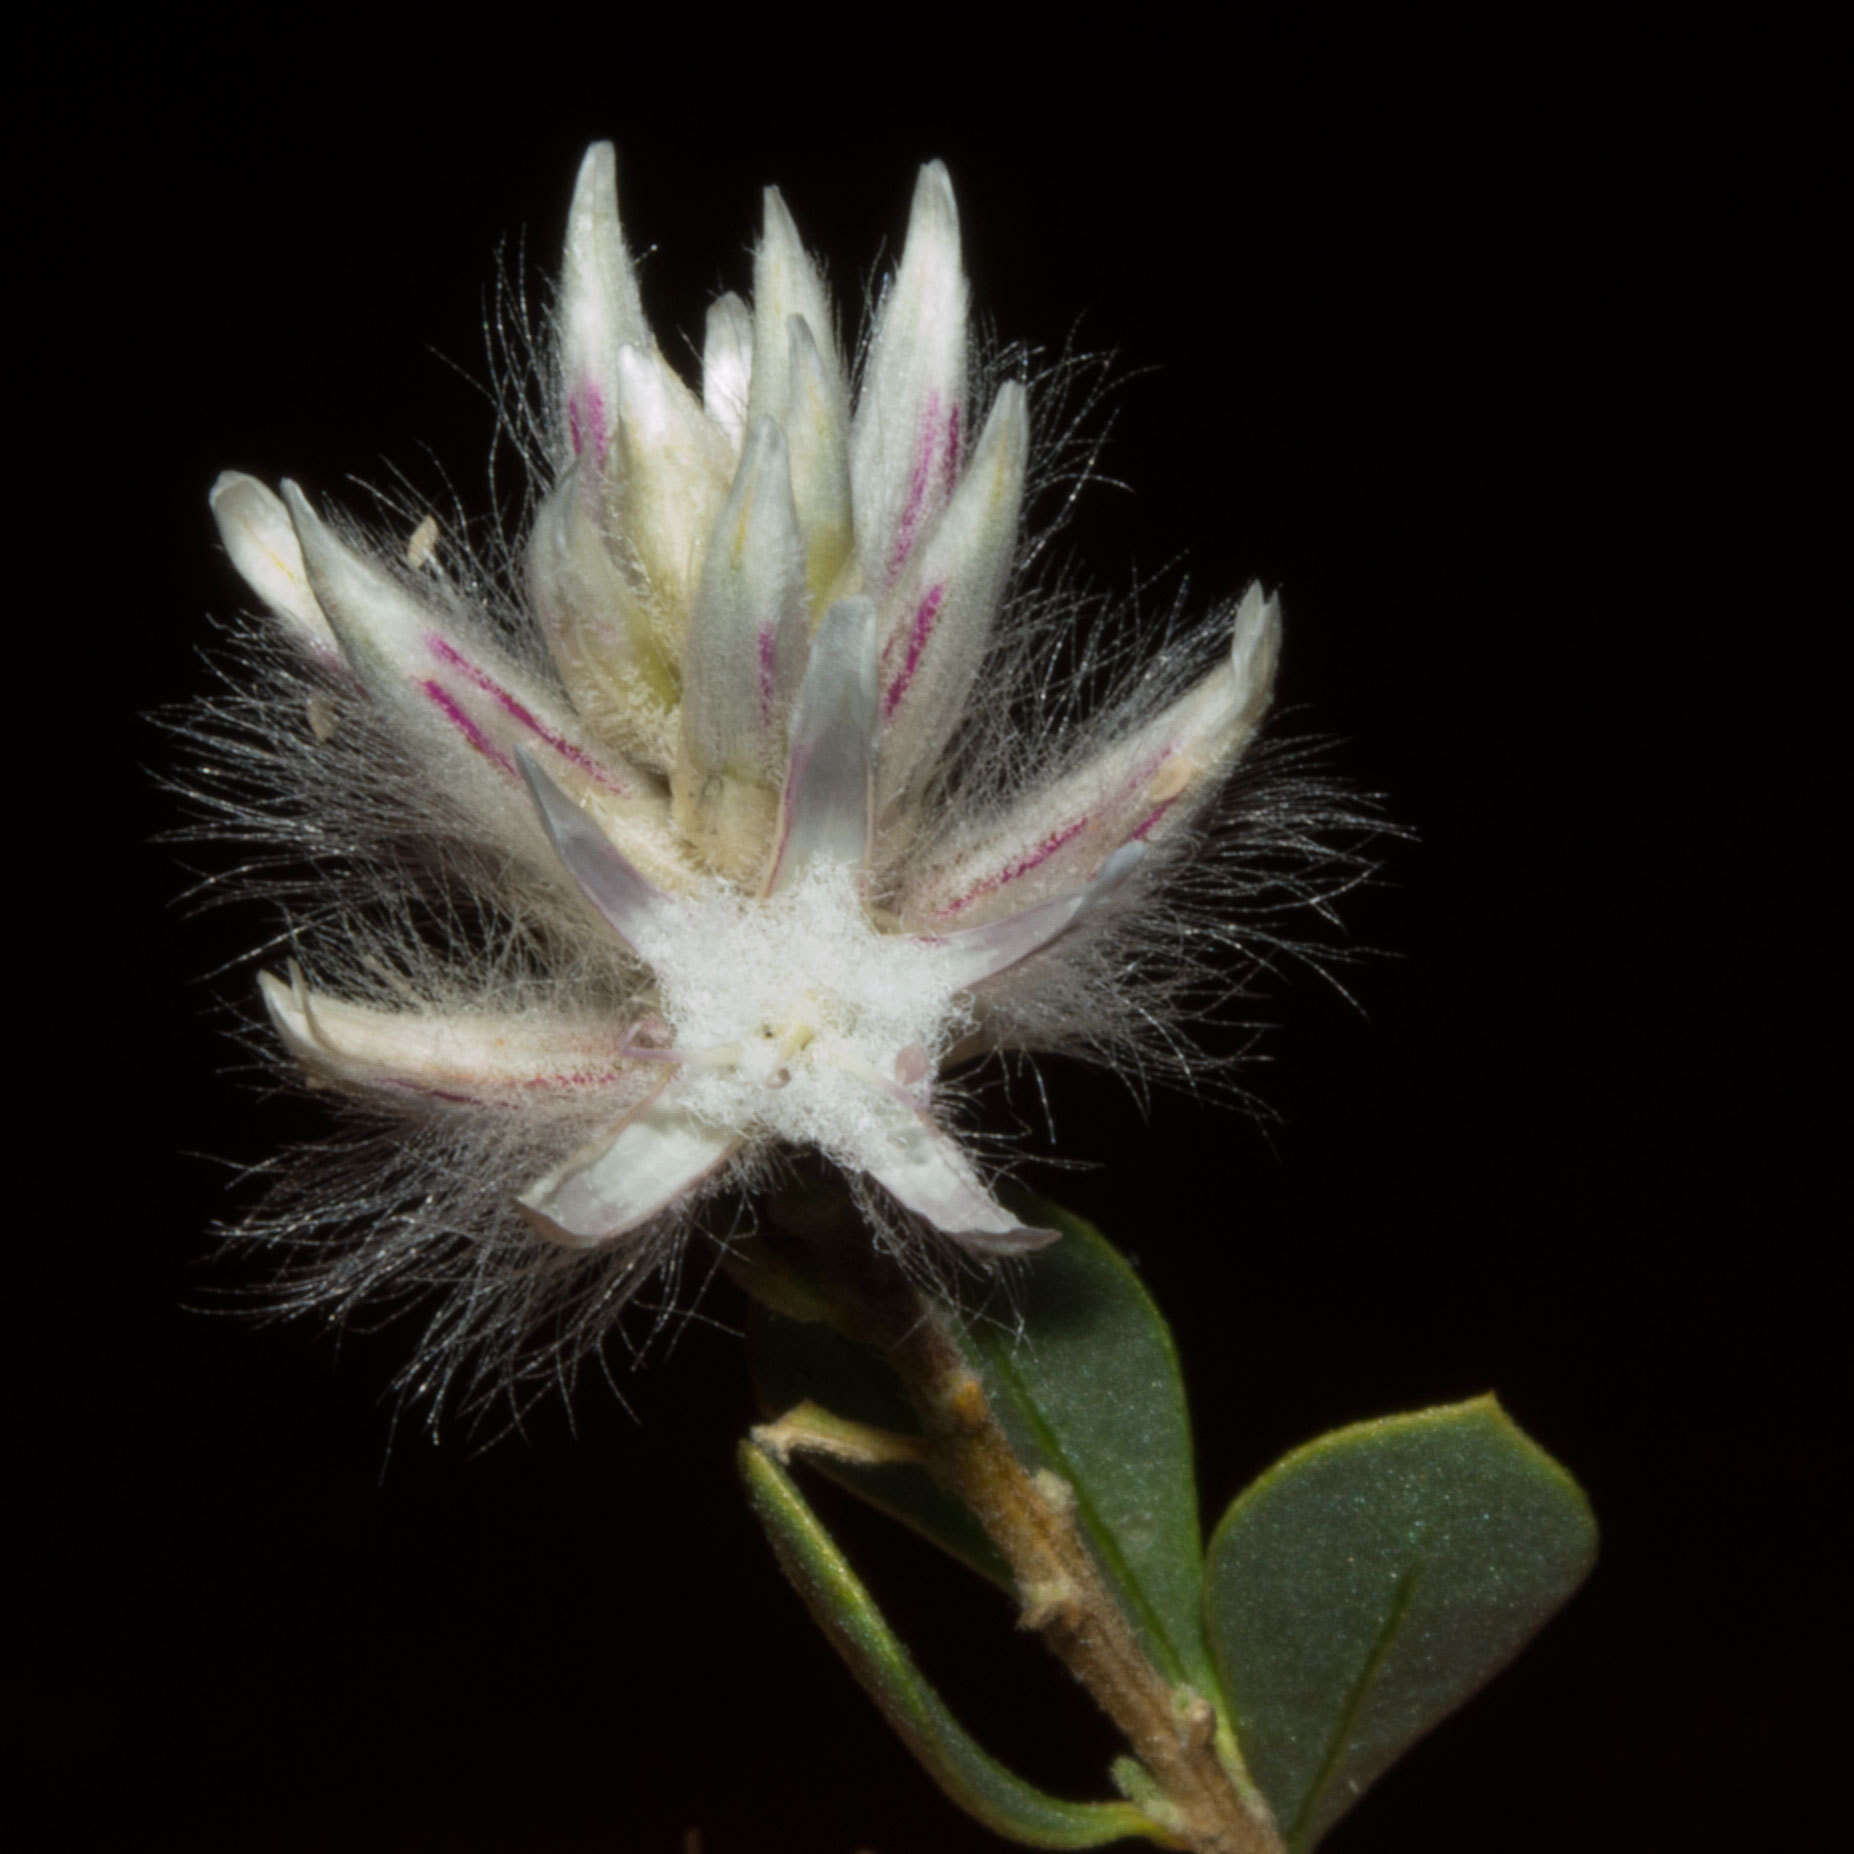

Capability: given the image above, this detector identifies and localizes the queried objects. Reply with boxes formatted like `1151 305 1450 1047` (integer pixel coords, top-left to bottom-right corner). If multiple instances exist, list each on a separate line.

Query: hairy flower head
197 145 1339 1414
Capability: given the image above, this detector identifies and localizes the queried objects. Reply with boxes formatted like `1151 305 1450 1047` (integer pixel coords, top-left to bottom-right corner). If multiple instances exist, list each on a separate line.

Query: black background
12 10 1827 1852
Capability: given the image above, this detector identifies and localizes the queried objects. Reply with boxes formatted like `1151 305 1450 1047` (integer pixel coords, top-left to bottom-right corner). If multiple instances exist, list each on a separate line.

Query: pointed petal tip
968 377 1030 472
210 468 283 546
1231 579 1281 633
257 962 340 1079
703 292 754 442
975 377 1031 478
855 1097 1059 1257
559 143 652 467
275 480 366 618
207 469 255 511
565 143 621 263
897 162 962 276
277 476 314 531
515 1196 609 1252
911 159 958 227
274 479 341 587
1229 581 1283 687
947 1217 1063 1257
255 964 304 1036
211 473 344 654
615 341 690 435
889 161 960 280
784 308 827 371
573 141 617 204
748 181 842 431
760 182 798 242
852 168 969 588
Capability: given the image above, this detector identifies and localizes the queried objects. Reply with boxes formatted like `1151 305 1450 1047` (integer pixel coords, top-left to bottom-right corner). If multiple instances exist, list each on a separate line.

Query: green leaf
1203 1395 1597 1851
969 1197 1219 1699
748 1197 1216 1696
739 1440 1172 1851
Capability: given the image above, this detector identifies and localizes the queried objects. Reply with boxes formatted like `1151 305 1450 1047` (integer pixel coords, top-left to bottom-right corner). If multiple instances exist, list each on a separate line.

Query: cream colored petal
557 142 650 469
519 752 691 971
527 468 678 771
875 380 1028 815
259 965 647 1107
747 187 842 431
702 292 754 453
850 1090 1058 1255
520 1085 741 1249
900 586 1282 928
613 344 737 648
764 598 879 893
282 481 695 890
284 482 631 789
780 317 854 609
849 163 968 592
917 842 1144 991
674 418 812 880
681 418 809 783
210 473 339 659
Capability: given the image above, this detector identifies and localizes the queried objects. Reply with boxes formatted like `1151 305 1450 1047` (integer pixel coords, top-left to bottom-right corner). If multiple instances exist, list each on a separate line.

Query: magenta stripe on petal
883 584 945 719
1128 745 1183 840
425 634 627 793
758 624 779 723
420 680 515 774
932 812 1091 920
931 736 1182 918
385 1065 620 1108
764 742 811 878
1131 797 1180 840
886 392 946 583
568 385 606 462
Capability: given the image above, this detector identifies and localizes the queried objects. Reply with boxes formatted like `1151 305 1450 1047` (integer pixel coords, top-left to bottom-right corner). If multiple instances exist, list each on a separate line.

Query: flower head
200 145 1324 1411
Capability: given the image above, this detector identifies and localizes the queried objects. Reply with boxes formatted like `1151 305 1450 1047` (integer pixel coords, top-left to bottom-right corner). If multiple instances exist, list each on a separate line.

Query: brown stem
751 1185 1283 1852
880 1302 1284 1854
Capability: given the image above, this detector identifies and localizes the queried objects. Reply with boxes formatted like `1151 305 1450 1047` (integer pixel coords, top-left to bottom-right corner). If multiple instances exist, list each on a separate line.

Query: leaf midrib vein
1288 1559 1423 1850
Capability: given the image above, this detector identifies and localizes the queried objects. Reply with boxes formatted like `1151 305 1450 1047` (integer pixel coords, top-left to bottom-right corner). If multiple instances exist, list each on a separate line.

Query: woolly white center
647 861 966 1158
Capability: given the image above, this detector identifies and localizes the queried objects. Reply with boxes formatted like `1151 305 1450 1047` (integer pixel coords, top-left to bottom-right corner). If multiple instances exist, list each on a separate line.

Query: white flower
200 145 1319 1408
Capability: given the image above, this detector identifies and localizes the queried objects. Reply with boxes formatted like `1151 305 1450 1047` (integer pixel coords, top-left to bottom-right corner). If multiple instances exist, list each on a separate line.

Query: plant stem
745 1208 1282 1854
749 1186 1284 1853
880 1299 1284 1854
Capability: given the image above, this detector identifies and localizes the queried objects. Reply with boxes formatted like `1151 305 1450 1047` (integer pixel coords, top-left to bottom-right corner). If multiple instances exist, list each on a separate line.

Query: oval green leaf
1203 1395 1597 1851
740 1440 1171 1850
